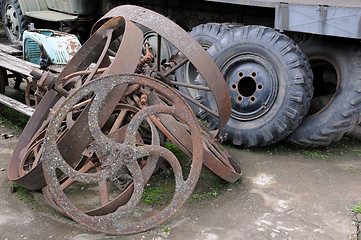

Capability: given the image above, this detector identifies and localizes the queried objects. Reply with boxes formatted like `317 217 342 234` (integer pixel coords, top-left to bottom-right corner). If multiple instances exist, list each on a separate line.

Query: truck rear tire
200 25 313 147
1 0 29 43
287 38 361 147
175 23 229 112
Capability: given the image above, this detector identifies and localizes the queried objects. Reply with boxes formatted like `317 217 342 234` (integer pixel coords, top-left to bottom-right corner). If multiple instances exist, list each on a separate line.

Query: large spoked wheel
93 5 232 134
175 23 230 112
287 38 361 147
42 74 203 235
200 25 313 147
42 102 162 216
1 0 29 43
8 16 143 190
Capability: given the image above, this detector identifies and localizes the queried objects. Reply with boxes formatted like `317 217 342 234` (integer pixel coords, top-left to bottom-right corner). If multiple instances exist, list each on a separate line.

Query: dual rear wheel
177 24 361 147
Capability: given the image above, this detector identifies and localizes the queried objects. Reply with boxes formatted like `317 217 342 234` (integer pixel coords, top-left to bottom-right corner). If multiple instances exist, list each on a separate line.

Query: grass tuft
352 202 361 214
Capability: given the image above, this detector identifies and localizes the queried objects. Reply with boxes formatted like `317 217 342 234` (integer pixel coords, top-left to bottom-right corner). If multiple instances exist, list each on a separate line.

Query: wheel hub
5 3 20 39
225 54 278 120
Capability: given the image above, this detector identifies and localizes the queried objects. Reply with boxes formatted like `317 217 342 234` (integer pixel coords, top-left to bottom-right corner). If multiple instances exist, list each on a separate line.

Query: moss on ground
0 105 29 130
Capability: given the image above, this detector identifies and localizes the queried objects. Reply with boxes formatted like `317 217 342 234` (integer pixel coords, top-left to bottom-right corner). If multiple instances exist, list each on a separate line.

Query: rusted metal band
92 5 231 133
8 90 59 190
146 91 241 183
57 16 142 85
9 16 143 190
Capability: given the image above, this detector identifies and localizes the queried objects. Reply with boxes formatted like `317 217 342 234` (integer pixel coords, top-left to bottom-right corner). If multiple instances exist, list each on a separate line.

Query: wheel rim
223 53 278 121
306 56 339 118
5 1 20 41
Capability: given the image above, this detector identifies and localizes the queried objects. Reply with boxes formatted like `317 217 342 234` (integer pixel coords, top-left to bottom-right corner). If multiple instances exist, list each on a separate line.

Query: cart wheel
42 74 203 235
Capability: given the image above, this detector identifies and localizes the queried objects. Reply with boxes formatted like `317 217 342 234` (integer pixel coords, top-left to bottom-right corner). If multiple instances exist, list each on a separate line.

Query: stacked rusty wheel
8 5 241 235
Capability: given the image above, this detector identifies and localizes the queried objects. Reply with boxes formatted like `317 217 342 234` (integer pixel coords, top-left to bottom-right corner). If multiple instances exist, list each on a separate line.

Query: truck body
2 0 360 40
1 0 361 147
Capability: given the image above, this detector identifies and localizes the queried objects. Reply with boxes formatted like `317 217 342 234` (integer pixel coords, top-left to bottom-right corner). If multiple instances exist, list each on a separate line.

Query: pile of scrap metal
7 5 241 235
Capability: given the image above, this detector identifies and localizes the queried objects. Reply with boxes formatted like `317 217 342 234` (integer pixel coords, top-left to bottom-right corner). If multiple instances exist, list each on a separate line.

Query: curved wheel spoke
137 145 185 187
84 30 113 84
42 74 203 235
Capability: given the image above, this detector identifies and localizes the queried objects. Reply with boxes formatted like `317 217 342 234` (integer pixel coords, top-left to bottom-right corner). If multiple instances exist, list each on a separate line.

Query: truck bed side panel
275 4 361 39
205 0 361 8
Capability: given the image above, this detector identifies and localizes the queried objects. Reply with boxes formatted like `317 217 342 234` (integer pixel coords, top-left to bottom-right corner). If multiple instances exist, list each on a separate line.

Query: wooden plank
0 93 34 117
0 43 22 56
0 51 40 77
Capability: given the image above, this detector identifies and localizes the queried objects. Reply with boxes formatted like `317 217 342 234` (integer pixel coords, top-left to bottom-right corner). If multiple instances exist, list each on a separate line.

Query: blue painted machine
23 28 81 67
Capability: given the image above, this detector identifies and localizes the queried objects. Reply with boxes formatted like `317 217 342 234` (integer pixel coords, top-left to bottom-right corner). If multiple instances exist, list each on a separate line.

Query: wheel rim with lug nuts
224 53 278 121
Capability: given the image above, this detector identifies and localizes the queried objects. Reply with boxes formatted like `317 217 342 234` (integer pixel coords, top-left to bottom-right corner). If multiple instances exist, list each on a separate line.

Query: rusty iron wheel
42 74 203 235
93 5 231 134
42 103 162 216
8 16 143 190
14 96 91 190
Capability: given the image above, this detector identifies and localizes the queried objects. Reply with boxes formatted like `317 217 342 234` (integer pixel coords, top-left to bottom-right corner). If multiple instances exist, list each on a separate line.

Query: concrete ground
0 115 361 239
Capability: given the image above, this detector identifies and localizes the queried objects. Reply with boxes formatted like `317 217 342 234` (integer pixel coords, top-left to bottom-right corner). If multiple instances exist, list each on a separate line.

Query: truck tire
199 25 313 147
287 38 361 147
175 23 230 112
1 0 29 43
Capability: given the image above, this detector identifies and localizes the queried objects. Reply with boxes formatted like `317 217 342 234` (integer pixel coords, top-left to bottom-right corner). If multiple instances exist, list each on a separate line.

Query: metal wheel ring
92 5 231 133
8 15 143 189
42 103 162 216
42 74 203 234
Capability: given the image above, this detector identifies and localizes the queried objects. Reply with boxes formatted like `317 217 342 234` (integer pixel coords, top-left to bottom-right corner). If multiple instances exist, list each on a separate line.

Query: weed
142 186 169 205
302 149 333 159
11 183 37 205
188 188 218 200
141 166 232 205
165 144 186 158
248 142 293 155
199 168 208 178
352 202 361 214
187 170 228 203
